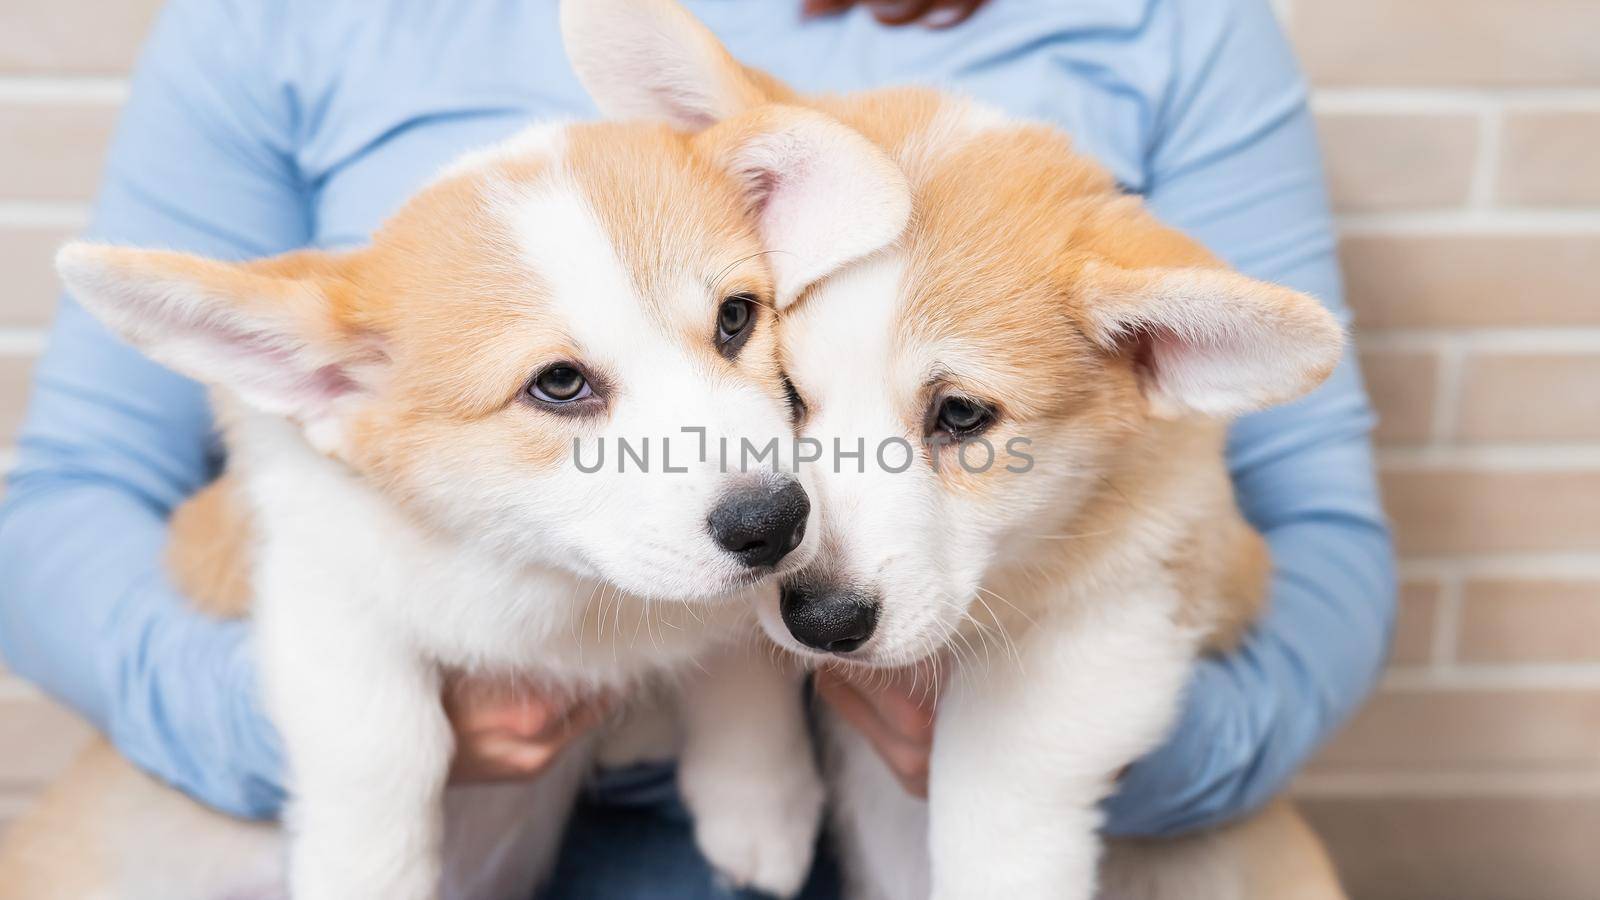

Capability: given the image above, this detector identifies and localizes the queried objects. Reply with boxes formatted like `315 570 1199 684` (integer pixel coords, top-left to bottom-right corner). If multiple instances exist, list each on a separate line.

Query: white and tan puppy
0 55 915 900
563 2 1349 899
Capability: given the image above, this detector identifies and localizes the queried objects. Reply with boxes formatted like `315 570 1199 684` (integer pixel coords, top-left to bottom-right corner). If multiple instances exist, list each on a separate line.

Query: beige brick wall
0 1 1596 896
0 0 159 835
1286 1 1600 897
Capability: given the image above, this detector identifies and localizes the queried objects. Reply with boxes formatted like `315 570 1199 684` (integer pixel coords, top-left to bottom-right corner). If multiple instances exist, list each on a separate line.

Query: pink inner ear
735 163 782 217
646 83 717 131
1146 328 1196 384
1125 324 1180 384
238 337 360 413
302 363 360 406
173 308 362 415
1120 322 1216 409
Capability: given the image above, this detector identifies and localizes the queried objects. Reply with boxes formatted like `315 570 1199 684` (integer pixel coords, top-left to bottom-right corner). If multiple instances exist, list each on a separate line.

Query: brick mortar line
1294 771 1600 798
1378 445 1600 469
0 791 36 808
1399 555 1600 580
1430 570 1463 666
0 332 45 354
1468 106 1502 210
1383 665 1600 690
1428 342 1466 446
0 793 43 822
1313 88 1600 112
1337 210 1600 233
0 202 92 229
1357 329 1600 353
0 77 128 103
0 679 42 702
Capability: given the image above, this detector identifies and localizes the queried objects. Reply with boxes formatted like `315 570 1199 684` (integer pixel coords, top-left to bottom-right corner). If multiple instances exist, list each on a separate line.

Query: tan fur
166 474 255 619
1177 513 1273 652
567 123 786 397
0 746 115 900
0 743 281 900
795 97 1269 647
0 473 270 900
89 120 794 531
1101 800 1347 900
1229 801 1347 900
779 91 1311 650
0 109 816 898
338 122 790 513
566 124 765 308
690 44 1345 898
1 22 1342 899
811 89 948 179
0 756 1340 900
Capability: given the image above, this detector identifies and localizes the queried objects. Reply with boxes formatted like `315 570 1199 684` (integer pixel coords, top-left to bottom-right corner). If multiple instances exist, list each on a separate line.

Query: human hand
444 678 612 783
814 665 940 798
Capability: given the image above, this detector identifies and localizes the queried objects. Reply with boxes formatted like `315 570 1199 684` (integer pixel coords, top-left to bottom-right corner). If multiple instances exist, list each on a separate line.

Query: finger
815 669 896 740
885 744 930 799
489 738 560 780
526 693 612 742
817 673 930 794
551 696 612 742
447 683 564 739
452 734 547 782
493 701 556 739
474 699 610 781
871 685 938 747
817 668 936 746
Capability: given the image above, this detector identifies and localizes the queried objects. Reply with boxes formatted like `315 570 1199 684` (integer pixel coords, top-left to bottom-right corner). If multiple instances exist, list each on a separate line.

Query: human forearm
1103 422 1394 835
0 475 286 818
0 0 310 816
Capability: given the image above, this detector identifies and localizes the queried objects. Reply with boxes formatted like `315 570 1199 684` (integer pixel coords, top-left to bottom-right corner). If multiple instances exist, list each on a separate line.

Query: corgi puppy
0 48 914 900
562 2 1349 899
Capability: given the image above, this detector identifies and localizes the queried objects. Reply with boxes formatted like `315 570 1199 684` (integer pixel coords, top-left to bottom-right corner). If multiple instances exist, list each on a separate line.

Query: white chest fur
222 416 808 900
237 414 745 692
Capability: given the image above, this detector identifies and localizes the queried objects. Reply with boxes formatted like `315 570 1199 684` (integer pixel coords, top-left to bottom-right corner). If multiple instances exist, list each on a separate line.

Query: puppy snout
708 477 810 569
779 583 879 653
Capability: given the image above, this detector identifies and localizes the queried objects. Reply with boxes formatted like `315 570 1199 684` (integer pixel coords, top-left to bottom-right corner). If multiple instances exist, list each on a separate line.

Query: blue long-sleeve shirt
0 0 1394 834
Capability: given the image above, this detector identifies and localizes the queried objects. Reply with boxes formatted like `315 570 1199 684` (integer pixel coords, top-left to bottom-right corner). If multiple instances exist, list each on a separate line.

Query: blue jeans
539 764 842 900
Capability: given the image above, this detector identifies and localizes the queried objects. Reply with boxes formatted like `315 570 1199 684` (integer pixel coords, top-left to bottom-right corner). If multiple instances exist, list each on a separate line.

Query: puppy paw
680 760 825 898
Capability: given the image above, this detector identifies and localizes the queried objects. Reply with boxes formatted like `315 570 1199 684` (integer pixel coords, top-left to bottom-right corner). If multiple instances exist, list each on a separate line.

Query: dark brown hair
801 0 989 27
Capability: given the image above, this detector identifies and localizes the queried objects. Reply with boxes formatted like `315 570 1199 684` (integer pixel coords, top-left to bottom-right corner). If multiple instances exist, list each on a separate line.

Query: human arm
820 0 1395 838
0 0 306 818
1101 0 1395 836
0 1 606 818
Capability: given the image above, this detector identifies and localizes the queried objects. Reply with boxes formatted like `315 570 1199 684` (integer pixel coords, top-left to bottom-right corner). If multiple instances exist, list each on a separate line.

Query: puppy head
556 0 1342 662
58 109 908 603
768 117 1347 666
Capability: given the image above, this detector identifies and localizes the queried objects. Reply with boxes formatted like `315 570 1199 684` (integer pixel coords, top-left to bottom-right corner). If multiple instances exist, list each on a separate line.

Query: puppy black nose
708 478 810 569
779 583 879 653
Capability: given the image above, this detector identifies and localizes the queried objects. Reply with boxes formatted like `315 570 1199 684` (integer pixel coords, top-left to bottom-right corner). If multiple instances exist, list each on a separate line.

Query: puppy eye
718 295 752 336
528 364 592 404
716 293 757 359
932 395 995 437
781 374 808 425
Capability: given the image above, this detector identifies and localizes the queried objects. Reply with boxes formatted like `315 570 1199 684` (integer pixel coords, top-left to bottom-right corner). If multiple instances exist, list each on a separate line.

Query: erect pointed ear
57 243 384 446
1079 263 1346 419
695 106 912 308
560 0 791 130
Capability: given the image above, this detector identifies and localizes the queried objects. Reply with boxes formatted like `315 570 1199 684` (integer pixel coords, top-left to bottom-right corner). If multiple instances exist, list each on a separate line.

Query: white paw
680 761 825 898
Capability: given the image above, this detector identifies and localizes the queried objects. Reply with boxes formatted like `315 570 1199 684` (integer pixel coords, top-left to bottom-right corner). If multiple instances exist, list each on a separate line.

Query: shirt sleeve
1101 0 1397 836
0 0 308 818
